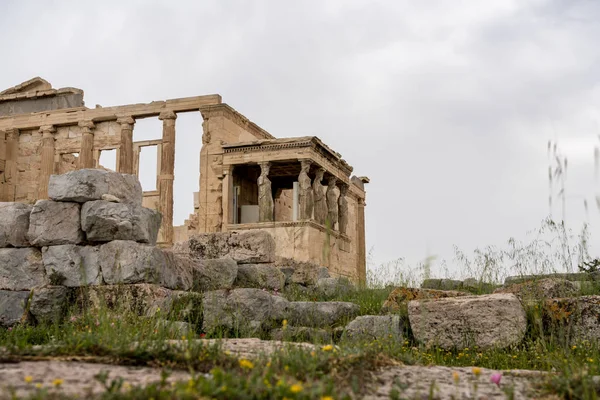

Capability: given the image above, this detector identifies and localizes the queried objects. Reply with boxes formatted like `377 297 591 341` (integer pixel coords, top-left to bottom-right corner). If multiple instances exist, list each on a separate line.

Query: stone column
357 197 367 285
313 167 327 225
158 110 177 244
338 183 349 235
258 161 274 222
222 165 234 229
78 121 95 169
39 125 56 199
117 116 135 174
3 128 19 201
298 159 313 220
326 176 338 229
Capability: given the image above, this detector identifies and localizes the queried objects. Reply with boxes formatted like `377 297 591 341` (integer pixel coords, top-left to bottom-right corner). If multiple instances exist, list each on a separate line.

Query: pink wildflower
70 316 77 322
490 372 502 386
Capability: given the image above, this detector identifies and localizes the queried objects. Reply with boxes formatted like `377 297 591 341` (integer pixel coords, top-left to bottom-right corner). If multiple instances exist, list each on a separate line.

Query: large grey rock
0 248 46 290
176 231 275 264
287 301 360 328
544 296 600 344
421 278 463 291
0 203 32 248
191 257 238 292
234 264 285 291
161 251 194 292
29 286 69 324
202 288 289 334
315 277 354 297
505 272 600 285
27 200 84 246
81 200 161 244
408 293 527 350
276 258 325 286
270 326 331 343
48 169 142 205
342 315 403 342
99 241 189 290
381 287 467 313
0 290 30 327
42 245 101 287
76 284 176 317
495 278 579 302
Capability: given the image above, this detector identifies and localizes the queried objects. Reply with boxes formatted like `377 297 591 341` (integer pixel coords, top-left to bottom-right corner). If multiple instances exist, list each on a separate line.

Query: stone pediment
0 77 52 96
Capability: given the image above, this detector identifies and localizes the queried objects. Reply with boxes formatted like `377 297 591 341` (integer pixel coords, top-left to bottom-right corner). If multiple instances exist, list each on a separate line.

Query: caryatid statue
338 183 349 235
313 167 327 225
258 162 274 222
326 176 338 229
298 160 313 220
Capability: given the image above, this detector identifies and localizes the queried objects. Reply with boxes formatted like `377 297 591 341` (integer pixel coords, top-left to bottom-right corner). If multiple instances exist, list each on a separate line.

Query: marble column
297 159 313 220
357 197 367 284
258 161 274 222
117 116 135 174
338 183 349 235
158 110 177 243
313 167 327 225
39 125 56 199
3 128 19 201
78 120 95 169
326 176 338 229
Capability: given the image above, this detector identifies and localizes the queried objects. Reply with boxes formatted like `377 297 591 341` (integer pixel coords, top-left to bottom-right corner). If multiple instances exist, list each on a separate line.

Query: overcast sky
2 0 599 277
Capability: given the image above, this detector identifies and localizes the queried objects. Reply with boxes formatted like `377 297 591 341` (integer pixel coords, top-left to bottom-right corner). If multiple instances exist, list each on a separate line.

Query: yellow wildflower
266 361 272 367
24 376 33 384
239 359 254 369
452 371 459 383
321 344 334 351
472 367 481 377
35 383 42 389
282 319 288 329
321 397 334 400
52 378 64 387
123 382 132 391
290 383 303 393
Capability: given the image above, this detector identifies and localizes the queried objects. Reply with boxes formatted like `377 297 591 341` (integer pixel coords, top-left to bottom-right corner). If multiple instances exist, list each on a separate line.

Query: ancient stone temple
0 77 369 281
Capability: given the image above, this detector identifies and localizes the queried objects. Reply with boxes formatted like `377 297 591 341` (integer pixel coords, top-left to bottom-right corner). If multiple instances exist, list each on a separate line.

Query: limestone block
544 296 600 344
0 290 30 327
76 284 175 317
287 301 360 328
0 248 46 290
99 240 166 287
28 200 84 246
315 277 354 298
276 258 323 286
160 250 194 291
48 169 142 205
421 278 463 291
494 278 579 302
202 288 289 334
234 264 285 291
176 231 275 264
81 200 161 244
191 257 238 292
381 287 467 313
29 286 69 324
342 315 403 343
270 326 331 343
42 245 101 287
0 202 33 248
408 293 527 350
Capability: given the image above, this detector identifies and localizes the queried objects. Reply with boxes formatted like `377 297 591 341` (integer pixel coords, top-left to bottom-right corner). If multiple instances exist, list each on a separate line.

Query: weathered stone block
342 315 403 342
0 290 30 327
421 278 463 291
42 245 101 287
0 202 33 248
381 287 467 313
408 293 527 350
544 296 600 344
0 248 46 290
235 264 285 291
495 278 579 302
81 200 161 244
76 284 175 317
27 200 84 246
29 286 69 324
270 326 331 343
315 277 354 298
160 251 194 291
192 257 238 292
287 301 360 328
202 288 289 334
48 169 142 205
176 231 275 264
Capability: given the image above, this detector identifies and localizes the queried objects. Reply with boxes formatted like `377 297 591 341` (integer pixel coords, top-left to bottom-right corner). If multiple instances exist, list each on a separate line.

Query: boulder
48 169 142 205
0 290 30 327
202 288 289 334
42 245 102 287
544 296 600 344
175 231 275 264
287 301 360 328
161 251 194 292
276 258 324 286
99 241 190 290
408 293 527 350
29 286 69 324
81 200 161 244
495 278 579 302
315 277 354 298
234 264 285 291
0 202 32 248
382 287 467 313
191 257 238 292
0 248 46 290
504 272 600 285
27 200 84 246
270 326 331 343
76 284 176 317
342 315 403 342
280 267 295 285
421 278 463 291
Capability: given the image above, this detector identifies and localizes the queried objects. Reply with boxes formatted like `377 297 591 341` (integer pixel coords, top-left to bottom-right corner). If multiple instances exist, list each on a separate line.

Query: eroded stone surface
42 245 101 287
0 248 46 290
235 263 285 291
192 257 238 292
176 231 275 264
0 290 29 327
76 284 175 317
27 200 84 246
382 287 467 313
0 203 32 248
287 301 360 328
315 277 354 297
495 278 579 302
48 169 142 205
29 286 69 324
545 296 600 344
342 315 403 343
270 326 331 343
408 293 527 350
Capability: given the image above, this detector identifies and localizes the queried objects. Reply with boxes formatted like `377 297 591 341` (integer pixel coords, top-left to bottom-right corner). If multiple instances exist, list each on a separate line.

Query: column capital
116 116 135 126
78 120 95 134
39 125 56 137
159 110 177 120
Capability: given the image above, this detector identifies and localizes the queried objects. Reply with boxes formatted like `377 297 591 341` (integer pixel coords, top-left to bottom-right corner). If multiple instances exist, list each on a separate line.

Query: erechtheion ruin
0 77 368 281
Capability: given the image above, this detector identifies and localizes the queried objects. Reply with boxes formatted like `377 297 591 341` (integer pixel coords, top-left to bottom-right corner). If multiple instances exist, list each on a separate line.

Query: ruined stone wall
0 92 84 117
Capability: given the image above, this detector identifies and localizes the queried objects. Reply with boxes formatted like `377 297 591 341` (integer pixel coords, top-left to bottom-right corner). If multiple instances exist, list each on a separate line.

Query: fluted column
117 116 135 174
3 128 19 201
39 125 56 199
158 110 177 243
78 121 95 169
